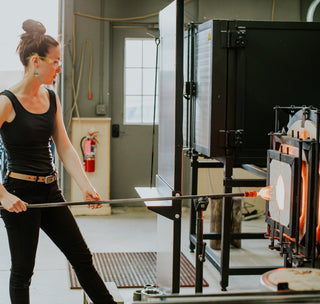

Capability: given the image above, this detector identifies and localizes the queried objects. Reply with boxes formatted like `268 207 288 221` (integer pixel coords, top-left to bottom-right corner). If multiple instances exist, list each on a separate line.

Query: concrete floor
0 206 283 304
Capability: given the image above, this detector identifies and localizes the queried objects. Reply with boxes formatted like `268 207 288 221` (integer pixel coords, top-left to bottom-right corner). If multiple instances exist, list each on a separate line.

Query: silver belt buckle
45 175 56 184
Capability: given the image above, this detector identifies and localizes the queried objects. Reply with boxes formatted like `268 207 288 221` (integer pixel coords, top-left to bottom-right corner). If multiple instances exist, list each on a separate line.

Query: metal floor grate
68 252 209 288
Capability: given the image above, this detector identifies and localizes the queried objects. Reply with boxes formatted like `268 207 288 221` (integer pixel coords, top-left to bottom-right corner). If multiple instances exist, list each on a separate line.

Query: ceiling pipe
307 0 320 22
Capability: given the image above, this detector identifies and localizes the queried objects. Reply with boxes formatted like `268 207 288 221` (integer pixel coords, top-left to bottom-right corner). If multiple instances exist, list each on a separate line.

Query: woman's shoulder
0 92 13 108
0 93 14 125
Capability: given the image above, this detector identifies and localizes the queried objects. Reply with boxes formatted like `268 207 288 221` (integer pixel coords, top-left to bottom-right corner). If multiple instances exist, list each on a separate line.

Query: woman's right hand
1 192 28 213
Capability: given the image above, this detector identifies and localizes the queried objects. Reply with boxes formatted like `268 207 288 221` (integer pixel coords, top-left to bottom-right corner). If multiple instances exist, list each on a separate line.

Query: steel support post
220 157 233 291
194 197 209 293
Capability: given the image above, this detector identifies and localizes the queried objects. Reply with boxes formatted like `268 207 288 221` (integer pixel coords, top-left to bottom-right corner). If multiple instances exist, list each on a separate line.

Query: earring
34 71 39 77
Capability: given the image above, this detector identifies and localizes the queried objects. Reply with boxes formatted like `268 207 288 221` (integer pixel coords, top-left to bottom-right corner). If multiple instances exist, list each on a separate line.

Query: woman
0 19 116 304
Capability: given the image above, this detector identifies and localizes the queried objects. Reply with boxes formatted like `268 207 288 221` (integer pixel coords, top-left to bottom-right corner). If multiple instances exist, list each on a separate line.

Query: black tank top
0 89 57 175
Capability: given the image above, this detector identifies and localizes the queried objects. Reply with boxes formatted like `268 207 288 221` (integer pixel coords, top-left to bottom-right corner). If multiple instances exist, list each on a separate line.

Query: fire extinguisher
80 131 99 172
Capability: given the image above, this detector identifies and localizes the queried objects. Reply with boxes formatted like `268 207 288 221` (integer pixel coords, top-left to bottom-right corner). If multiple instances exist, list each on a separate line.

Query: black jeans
1 176 116 304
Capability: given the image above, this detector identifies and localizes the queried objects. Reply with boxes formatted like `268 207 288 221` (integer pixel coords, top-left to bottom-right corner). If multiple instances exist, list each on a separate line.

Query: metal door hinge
184 81 197 97
221 26 246 48
219 129 244 148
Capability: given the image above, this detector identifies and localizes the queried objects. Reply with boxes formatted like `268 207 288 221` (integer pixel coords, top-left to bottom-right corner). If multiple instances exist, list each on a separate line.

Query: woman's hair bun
22 19 46 36
18 19 58 66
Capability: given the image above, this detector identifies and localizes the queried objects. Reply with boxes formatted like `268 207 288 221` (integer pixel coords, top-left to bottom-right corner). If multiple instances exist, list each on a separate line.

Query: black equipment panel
191 20 320 166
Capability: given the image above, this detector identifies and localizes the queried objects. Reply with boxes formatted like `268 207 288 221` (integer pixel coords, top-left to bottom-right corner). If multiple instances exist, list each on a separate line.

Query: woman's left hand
82 187 102 209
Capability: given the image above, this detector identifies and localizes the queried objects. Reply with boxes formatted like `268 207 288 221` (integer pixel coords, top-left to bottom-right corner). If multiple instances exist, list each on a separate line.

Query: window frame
123 37 159 125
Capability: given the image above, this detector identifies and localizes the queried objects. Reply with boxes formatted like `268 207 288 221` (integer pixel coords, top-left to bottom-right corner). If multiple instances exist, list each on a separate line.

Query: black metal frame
193 197 209 293
266 149 300 238
183 20 320 292
266 106 320 268
184 27 277 285
188 154 279 291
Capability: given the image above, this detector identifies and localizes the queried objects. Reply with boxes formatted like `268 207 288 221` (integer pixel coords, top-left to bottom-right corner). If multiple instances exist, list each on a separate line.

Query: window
124 38 159 124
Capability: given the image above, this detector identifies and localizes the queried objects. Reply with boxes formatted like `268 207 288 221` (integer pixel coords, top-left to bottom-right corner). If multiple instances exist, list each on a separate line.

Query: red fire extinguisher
80 131 99 172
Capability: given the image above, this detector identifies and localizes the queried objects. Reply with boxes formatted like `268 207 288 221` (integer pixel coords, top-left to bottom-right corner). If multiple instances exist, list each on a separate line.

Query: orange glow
281 143 299 157
258 177 285 209
258 186 272 201
299 162 307 238
316 164 320 243
279 142 308 241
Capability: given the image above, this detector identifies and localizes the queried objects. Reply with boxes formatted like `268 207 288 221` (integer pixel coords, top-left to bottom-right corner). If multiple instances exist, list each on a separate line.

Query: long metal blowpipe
0 191 259 210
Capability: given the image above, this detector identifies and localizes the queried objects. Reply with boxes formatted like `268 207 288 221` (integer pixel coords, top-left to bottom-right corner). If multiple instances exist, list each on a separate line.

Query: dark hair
17 19 59 67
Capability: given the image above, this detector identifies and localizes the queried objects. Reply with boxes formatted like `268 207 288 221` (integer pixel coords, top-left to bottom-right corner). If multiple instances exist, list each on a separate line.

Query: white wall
0 71 24 92
198 0 300 22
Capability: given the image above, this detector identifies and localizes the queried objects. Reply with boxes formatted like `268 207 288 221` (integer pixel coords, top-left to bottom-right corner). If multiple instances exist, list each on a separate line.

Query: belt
8 172 57 184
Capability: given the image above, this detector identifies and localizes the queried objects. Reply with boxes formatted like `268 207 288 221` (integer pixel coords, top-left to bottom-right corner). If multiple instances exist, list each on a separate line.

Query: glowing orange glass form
258 186 272 200
256 176 285 210
244 190 258 197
